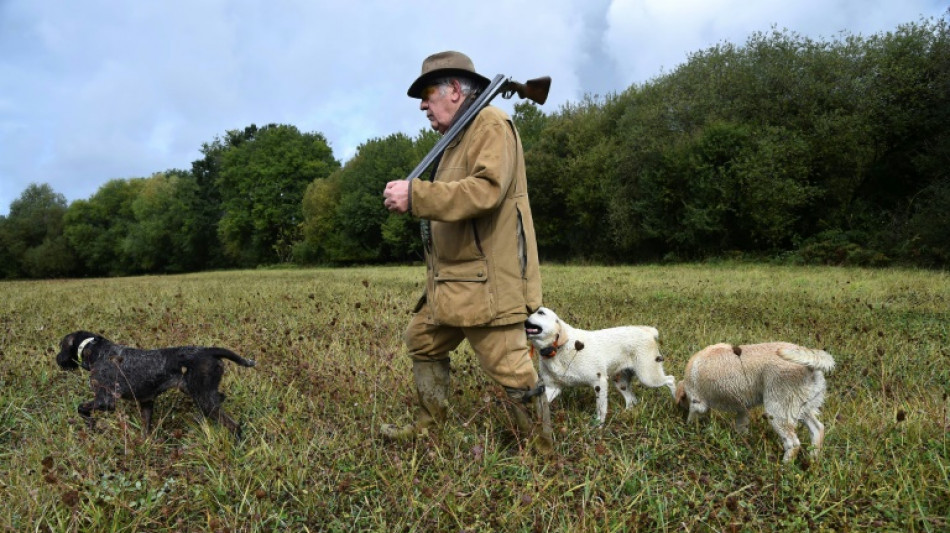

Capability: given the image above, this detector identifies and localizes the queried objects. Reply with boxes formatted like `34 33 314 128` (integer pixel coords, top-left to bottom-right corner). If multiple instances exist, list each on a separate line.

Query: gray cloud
1 0 945 215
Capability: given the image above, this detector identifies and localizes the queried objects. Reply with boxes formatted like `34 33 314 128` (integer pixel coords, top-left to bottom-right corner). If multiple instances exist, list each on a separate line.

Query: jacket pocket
431 220 482 263
432 259 494 326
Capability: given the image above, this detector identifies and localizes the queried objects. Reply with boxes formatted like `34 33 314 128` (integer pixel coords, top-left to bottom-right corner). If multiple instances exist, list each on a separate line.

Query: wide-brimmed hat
407 51 491 98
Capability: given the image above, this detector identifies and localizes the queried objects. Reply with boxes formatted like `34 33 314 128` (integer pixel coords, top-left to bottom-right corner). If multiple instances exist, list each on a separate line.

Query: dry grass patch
0 264 947 531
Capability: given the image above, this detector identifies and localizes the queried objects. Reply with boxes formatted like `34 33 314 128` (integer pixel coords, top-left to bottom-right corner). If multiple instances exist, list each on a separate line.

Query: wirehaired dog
524 307 676 424
56 331 255 437
674 342 835 462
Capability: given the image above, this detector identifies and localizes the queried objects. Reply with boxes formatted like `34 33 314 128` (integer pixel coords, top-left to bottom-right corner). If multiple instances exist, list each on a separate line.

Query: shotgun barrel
404 75 551 182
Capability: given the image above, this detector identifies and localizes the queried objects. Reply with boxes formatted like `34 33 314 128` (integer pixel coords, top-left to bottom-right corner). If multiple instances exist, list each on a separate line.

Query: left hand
383 180 410 213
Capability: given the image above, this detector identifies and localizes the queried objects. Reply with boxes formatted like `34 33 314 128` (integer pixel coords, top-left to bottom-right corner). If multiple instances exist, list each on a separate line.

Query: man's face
419 80 463 134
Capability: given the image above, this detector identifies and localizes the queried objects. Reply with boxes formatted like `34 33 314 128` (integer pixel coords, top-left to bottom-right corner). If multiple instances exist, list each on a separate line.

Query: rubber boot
505 386 555 456
380 358 451 441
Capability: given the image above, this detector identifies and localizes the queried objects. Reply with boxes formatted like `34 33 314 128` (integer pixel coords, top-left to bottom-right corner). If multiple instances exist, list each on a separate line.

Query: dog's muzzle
524 320 542 338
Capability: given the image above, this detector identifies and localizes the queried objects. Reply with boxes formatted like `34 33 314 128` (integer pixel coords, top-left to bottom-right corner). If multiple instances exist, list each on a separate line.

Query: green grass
1 264 947 531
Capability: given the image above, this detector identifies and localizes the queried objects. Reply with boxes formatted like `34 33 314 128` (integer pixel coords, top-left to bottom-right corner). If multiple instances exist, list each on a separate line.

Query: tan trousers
404 302 538 391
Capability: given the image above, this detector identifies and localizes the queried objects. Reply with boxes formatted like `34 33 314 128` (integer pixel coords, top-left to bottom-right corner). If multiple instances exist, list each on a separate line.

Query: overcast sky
1 0 946 216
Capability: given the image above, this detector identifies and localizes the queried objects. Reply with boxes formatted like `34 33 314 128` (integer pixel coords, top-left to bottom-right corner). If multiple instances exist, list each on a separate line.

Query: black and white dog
57 330 255 437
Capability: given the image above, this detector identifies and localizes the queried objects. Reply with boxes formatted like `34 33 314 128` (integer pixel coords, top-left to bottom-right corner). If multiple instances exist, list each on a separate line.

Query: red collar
531 334 561 359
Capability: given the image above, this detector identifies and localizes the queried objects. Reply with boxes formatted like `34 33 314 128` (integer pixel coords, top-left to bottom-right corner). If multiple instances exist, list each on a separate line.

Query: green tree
0 217 15 278
188 125 263 270
299 130 437 264
902 179 950 265
297 173 342 263
0 183 76 278
63 179 145 276
512 102 549 153
332 133 418 263
522 15 950 265
215 124 339 266
122 170 205 273
527 95 626 261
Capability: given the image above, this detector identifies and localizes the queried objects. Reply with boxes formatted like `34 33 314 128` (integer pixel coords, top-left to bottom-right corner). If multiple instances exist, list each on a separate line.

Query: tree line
2 16 947 279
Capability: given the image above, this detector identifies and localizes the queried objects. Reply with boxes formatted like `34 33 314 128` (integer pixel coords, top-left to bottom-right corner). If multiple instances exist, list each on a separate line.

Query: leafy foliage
63 179 145 277
522 16 950 265
216 124 339 266
123 170 204 273
299 131 435 264
2 15 949 278
0 183 75 278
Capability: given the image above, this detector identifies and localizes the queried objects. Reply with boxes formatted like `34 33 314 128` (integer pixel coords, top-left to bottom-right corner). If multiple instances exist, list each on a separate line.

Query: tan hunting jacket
410 105 542 327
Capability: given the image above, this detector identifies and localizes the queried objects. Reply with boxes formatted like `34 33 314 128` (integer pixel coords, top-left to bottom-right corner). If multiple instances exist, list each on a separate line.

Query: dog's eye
537 310 545 315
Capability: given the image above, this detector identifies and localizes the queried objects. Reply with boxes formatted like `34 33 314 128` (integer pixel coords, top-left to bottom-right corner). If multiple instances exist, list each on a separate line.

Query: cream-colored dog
674 342 835 462
524 307 676 424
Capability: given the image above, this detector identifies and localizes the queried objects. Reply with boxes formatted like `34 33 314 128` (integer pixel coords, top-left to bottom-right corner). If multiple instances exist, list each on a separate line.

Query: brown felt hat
407 51 491 98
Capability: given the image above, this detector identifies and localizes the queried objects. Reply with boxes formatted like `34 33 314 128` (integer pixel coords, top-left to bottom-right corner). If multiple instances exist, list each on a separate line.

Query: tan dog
674 342 834 462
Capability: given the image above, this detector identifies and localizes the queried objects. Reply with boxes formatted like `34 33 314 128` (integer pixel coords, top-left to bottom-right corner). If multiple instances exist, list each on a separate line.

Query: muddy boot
380 358 451 441
505 385 555 456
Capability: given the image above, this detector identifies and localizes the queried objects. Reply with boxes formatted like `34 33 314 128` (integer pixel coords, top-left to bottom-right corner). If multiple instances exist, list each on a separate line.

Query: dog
674 342 835 462
56 330 255 437
524 307 676 424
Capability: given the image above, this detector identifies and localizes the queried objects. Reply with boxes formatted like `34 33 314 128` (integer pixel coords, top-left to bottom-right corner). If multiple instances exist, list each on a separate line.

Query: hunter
381 51 553 455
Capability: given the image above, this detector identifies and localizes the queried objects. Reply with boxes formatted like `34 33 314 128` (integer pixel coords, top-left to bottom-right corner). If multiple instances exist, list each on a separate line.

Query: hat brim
407 68 491 98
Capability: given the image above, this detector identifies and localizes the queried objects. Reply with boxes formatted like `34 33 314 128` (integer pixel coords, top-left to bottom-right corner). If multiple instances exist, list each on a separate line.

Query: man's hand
383 180 410 213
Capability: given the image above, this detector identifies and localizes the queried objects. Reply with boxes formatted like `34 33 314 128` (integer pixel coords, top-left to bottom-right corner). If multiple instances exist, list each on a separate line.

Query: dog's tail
210 348 257 367
778 347 835 372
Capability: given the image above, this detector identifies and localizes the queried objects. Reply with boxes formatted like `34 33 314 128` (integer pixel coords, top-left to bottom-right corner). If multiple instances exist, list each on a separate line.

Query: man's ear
449 79 465 103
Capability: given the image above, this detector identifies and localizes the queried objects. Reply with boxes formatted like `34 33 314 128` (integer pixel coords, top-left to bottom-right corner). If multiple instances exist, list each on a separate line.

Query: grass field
1 264 947 531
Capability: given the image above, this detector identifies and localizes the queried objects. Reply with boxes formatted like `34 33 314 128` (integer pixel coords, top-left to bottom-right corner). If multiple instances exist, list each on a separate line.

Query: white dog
674 342 835 462
524 307 676 424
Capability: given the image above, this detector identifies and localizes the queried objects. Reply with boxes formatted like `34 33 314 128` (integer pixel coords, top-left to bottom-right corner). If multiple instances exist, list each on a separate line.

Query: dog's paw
781 446 801 463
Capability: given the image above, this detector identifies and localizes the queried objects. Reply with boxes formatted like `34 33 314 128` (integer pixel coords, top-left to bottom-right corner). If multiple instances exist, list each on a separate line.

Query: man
381 51 553 455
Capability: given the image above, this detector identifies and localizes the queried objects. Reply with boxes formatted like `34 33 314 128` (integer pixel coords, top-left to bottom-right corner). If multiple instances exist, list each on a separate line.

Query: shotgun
404 74 551 181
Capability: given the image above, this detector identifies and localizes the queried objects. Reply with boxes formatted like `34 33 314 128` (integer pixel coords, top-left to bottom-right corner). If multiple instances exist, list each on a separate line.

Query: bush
794 229 890 266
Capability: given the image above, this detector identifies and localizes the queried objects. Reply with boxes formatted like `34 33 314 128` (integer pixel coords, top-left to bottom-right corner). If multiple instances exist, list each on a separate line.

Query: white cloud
0 0 945 214
603 0 946 87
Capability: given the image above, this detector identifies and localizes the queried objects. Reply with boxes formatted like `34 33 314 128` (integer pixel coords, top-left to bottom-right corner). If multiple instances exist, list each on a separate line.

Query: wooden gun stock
503 76 551 105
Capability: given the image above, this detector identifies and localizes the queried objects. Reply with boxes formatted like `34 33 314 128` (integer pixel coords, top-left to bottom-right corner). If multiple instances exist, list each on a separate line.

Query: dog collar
537 334 562 359
77 337 96 369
